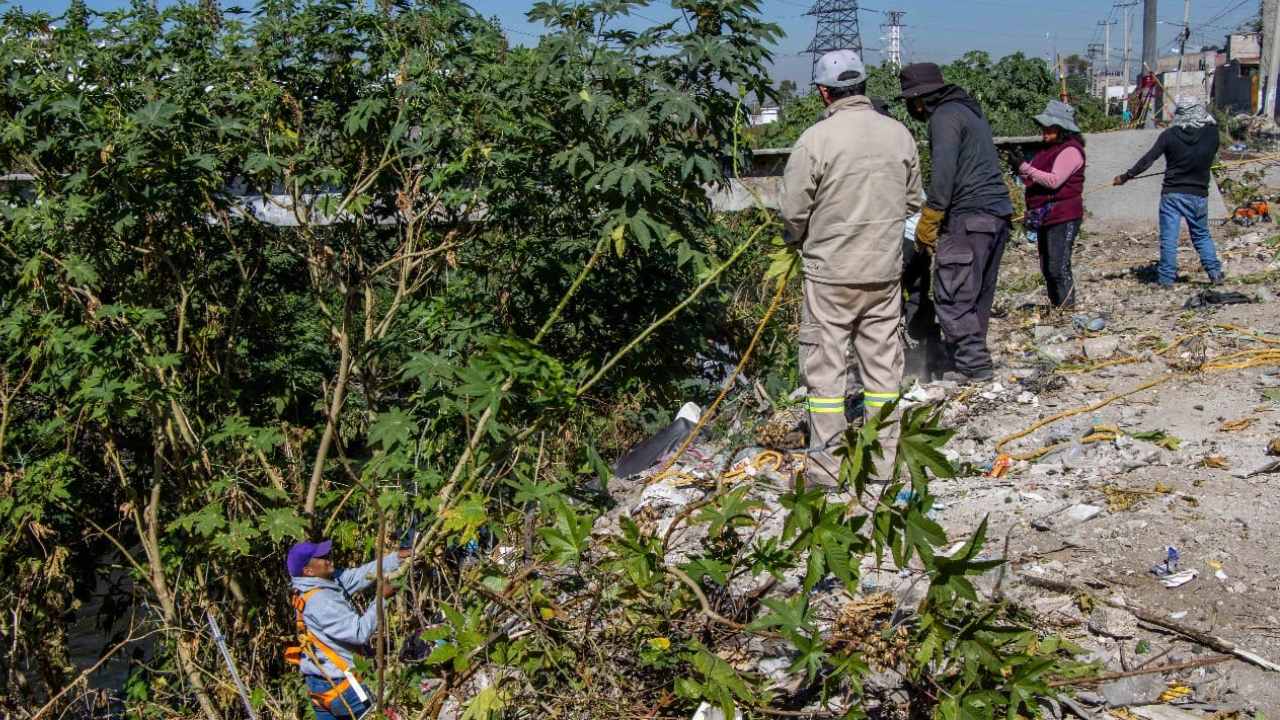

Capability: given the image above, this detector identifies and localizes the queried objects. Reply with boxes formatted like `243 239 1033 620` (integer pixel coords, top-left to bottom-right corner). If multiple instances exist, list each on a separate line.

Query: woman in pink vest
1019 100 1086 309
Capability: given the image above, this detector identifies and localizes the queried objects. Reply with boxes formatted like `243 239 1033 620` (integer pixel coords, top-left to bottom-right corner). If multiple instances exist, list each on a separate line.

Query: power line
804 0 864 80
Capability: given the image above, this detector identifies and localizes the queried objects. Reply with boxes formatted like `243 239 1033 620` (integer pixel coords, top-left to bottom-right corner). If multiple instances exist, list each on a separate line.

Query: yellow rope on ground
650 273 791 483
1215 323 1280 345
999 342 1280 457
1156 331 1206 356
1056 356 1140 375
1009 428 1121 462
995 375 1177 454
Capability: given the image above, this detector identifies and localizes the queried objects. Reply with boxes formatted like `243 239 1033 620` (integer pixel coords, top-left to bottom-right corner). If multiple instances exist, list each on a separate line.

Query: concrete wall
715 131 1229 224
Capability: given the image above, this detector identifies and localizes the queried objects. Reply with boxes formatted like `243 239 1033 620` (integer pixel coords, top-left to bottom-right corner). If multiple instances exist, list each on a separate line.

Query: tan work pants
799 278 904 484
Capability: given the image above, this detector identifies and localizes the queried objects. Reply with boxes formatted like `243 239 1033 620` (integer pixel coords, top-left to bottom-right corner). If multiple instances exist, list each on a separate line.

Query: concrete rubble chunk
1101 675 1163 707
1083 336 1120 360
1067 504 1102 523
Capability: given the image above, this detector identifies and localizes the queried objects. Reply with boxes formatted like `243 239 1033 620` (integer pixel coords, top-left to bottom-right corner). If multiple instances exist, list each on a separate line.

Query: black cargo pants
933 212 1009 376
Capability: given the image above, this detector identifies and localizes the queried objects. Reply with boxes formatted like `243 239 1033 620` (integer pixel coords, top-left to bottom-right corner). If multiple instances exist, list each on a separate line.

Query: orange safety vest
285 588 367 716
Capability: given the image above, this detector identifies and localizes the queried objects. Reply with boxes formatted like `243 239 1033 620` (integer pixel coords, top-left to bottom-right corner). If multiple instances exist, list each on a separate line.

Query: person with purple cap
285 538 410 719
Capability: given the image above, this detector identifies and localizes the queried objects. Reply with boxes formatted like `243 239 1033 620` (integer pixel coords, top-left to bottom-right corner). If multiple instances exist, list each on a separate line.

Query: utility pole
1264 0 1280 117
1119 2 1138 119
1100 18 1116 114
1174 0 1191 110
883 10 906 67
1142 0 1158 126
804 0 864 82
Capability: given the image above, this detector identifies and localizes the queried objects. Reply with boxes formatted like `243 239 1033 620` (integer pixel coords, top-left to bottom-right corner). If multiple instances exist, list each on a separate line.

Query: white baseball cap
814 49 866 88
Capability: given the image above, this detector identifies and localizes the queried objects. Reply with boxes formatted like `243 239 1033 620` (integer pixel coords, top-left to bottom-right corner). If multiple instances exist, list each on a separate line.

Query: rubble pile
581 220 1280 717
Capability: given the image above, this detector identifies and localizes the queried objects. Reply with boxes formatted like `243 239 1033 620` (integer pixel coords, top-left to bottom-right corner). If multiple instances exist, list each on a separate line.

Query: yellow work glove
914 207 945 253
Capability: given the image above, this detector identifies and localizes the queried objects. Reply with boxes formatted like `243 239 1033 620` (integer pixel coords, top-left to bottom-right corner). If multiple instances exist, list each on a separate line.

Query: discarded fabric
1183 290 1254 309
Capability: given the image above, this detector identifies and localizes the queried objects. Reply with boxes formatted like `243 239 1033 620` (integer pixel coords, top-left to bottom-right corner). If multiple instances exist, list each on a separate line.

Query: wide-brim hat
1033 99 1081 134
898 62 948 99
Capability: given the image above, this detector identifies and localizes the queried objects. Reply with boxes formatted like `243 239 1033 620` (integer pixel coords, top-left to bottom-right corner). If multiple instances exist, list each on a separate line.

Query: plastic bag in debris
1150 546 1180 577
613 403 702 478
1159 569 1198 588
1183 290 1254 309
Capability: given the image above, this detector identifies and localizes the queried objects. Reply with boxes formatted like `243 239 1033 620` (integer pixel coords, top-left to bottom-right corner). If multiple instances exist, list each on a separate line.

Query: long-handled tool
207 610 260 720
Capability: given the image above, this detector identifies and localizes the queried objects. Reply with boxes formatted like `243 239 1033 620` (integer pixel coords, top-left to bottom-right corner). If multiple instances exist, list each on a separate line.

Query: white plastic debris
1160 569 1198 589
692 702 744 720
1066 504 1102 523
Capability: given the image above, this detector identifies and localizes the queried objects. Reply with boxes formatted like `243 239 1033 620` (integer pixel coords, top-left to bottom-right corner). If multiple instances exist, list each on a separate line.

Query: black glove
1006 145 1027 169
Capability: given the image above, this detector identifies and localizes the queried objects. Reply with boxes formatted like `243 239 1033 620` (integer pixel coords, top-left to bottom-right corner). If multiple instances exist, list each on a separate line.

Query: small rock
1041 342 1076 364
1268 437 1280 456
1083 335 1120 360
1257 286 1276 304
1088 606 1138 639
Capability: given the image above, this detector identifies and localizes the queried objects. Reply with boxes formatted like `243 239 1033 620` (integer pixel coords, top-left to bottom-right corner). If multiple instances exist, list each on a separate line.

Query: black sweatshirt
1121 125 1220 197
924 86 1014 218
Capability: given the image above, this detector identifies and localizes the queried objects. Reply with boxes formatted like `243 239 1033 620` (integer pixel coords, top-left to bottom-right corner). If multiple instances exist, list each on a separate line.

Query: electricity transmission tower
805 0 864 81
883 10 907 67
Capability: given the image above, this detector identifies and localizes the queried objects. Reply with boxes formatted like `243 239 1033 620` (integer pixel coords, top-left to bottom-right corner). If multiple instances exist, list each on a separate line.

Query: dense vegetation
1 1 1085 718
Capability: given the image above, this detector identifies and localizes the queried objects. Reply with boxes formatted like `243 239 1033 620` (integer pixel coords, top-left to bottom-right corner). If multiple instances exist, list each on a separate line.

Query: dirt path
926 219 1280 713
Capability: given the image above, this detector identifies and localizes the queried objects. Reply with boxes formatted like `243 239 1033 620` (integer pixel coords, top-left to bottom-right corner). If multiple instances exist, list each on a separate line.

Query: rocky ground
930 217 1280 715
600 217 1280 718
931 218 1280 715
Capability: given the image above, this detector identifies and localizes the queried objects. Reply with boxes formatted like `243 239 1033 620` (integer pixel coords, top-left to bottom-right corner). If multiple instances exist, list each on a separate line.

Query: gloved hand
914 207 945 253
1113 174 1129 186
1006 146 1027 169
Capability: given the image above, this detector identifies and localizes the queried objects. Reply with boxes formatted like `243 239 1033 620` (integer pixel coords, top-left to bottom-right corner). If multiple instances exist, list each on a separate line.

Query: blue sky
489 0 1261 83
8 0 1263 84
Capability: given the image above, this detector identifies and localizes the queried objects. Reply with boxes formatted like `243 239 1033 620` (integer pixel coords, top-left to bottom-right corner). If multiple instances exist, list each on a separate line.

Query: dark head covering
898 63 948 99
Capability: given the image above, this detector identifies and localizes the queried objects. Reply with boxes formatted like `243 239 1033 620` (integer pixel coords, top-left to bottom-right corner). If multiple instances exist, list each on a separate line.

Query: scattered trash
1159 569 1198 588
1150 547 1181 577
1066 504 1102 523
1101 675 1164 708
1183 290 1255 309
1169 610 1188 620
1130 429 1181 451
613 403 701 478
985 454 1012 478
1202 454 1231 469
1219 417 1256 433
1072 314 1107 333
1156 683 1193 703
691 702 743 720
1215 569 1229 581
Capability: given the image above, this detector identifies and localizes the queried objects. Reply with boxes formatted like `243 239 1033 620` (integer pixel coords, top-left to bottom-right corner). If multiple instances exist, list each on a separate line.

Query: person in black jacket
900 63 1013 384
1113 97 1225 286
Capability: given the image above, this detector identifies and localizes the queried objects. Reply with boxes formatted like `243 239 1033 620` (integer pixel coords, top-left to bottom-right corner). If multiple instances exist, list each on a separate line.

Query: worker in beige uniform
780 49 924 486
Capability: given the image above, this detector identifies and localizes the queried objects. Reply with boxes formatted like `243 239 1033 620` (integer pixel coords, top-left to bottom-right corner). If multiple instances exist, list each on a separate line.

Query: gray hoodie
291 552 403 680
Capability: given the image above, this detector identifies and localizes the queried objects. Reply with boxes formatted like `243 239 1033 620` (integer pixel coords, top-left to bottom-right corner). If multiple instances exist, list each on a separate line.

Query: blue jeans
304 674 370 720
1157 193 1222 285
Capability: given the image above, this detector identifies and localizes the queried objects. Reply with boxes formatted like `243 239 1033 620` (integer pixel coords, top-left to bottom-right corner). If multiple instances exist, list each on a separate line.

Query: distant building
750 106 780 126
1214 32 1262 114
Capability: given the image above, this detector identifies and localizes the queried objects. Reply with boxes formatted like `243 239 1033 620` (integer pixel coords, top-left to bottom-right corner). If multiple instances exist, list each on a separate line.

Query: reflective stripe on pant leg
863 391 899 410
807 396 845 414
